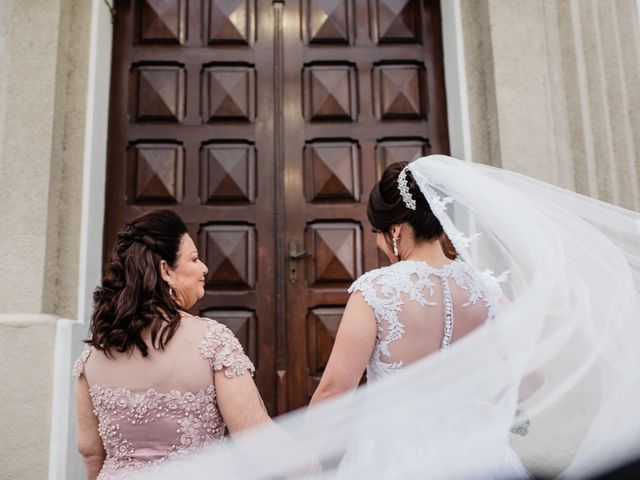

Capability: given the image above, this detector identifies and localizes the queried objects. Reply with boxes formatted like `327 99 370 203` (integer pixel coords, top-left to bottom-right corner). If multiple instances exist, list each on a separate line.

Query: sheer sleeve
198 319 255 378
348 268 391 321
72 344 92 379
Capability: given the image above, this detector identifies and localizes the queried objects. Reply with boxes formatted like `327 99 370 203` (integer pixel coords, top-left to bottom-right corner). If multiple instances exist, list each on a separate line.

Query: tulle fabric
132 155 640 479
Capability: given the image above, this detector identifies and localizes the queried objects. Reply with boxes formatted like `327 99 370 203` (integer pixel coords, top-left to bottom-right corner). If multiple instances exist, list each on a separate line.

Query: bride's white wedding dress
339 259 529 479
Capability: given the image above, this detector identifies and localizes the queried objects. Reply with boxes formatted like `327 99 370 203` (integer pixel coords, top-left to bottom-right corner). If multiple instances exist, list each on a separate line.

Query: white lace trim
349 260 506 379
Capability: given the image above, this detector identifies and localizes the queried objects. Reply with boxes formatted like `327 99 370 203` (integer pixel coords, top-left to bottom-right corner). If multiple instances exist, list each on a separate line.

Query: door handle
289 239 311 284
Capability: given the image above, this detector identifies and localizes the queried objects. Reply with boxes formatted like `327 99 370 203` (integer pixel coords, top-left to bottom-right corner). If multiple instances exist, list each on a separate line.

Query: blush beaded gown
73 316 254 480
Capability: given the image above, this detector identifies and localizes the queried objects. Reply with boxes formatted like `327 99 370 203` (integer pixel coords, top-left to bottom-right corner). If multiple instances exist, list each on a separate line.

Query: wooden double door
104 0 449 414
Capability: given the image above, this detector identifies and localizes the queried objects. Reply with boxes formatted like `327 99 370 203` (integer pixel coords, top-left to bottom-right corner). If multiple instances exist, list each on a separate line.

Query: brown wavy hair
88 209 188 357
368 161 456 259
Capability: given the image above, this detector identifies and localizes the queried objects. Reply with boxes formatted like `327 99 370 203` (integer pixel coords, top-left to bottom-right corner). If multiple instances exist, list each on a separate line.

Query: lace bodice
73 317 254 479
349 259 504 380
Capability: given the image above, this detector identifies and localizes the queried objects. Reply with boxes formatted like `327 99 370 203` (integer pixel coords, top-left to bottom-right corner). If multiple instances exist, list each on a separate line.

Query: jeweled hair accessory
397 166 417 210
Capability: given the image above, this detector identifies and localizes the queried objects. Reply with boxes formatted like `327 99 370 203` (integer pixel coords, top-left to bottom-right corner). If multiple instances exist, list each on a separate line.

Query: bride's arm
310 292 377 405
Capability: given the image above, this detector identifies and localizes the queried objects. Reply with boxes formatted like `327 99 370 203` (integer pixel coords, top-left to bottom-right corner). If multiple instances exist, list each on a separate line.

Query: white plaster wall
461 0 640 211
0 0 94 478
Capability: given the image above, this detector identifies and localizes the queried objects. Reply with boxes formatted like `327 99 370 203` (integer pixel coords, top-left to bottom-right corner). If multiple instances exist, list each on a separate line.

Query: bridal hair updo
89 209 188 357
369 161 454 252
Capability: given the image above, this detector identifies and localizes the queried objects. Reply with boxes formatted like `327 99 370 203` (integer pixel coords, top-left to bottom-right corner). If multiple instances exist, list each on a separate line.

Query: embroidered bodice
73 317 254 479
349 259 503 380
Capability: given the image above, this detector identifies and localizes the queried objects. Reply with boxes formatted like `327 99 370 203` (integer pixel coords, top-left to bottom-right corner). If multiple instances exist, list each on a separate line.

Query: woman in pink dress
73 210 269 479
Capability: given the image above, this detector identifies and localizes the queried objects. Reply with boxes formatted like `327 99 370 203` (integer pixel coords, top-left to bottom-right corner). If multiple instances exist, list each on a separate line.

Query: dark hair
368 161 445 243
88 209 188 357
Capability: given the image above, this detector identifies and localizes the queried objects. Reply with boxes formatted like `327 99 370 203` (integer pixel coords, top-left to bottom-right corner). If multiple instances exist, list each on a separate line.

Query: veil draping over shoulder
136 155 640 479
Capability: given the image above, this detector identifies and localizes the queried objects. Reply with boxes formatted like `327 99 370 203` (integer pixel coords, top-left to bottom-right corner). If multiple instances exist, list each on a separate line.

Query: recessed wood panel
203 64 256 122
373 0 421 44
131 63 186 122
304 63 357 122
304 0 351 45
373 62 426 120
306 222 362 285
200 224 256 289
201 142 256 204
307 307 343 376
205 0 254 46
138 0 186 44
375 138 429 179
127 142 184 204
304 140 360 202
200 309 258 367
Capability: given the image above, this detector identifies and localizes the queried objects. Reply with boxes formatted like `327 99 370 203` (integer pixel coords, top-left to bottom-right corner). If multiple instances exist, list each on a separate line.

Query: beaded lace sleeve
199 319 255 378
72 344 92 379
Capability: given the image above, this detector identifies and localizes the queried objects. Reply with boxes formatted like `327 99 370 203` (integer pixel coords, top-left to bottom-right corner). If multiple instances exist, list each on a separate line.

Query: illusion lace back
349 259 503 381
344 259 528 478
72 316 254 479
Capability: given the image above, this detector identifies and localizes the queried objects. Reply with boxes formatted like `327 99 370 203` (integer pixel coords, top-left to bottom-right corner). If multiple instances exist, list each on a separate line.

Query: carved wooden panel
203 64 256 122
372 0 421 44
304 140 360 202
200 309 258 366
375 138 429 179
127 142 184 204
131 63 185 122
306 222 362 285
304 63 357 122
201 142 256 204
138 0 186 44
204 0 254 46
306 307 343 391
373 62 426 120
200 224 256 289
304 0 351 45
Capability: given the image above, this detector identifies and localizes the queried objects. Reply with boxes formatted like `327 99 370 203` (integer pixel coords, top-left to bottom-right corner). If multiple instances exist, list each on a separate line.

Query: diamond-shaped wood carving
307 307 343 376
200 225 256 288
307 222 362 285
304 140 360 202
305 0 350 44
375 138 429 179
203 64 256 122
200 309 258 366
206 0 254 46
133 64 185 122
304 64 357 122
128 142 183 203
138 0 186 44
374 63 426 120
201 142 256 204
374 0 420 44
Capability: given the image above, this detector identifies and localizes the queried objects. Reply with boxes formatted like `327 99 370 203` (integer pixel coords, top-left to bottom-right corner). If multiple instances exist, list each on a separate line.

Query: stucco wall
0 0 92 478
462 0 640 211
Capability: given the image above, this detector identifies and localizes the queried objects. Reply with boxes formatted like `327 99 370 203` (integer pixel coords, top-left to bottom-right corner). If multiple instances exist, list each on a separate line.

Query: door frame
50 1 472 477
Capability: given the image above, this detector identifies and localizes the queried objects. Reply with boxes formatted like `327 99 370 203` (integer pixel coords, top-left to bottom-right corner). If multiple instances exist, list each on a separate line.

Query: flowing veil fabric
135 155 640 479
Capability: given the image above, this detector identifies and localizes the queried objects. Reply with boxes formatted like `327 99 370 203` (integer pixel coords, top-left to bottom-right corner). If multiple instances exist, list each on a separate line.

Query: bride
309 160 530 478
138 155 640 479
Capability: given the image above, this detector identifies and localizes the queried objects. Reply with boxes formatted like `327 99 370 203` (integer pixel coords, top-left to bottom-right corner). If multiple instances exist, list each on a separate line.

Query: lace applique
90 384 224 478
198 318 255 378
350 260 502 379
72 344 92 378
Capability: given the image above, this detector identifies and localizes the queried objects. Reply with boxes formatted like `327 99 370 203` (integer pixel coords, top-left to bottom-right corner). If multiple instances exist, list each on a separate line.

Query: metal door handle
290 250 311 260
289 239 311 284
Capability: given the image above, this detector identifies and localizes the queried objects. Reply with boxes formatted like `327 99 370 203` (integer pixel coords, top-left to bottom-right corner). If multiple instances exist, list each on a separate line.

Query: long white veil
138 155 640 479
